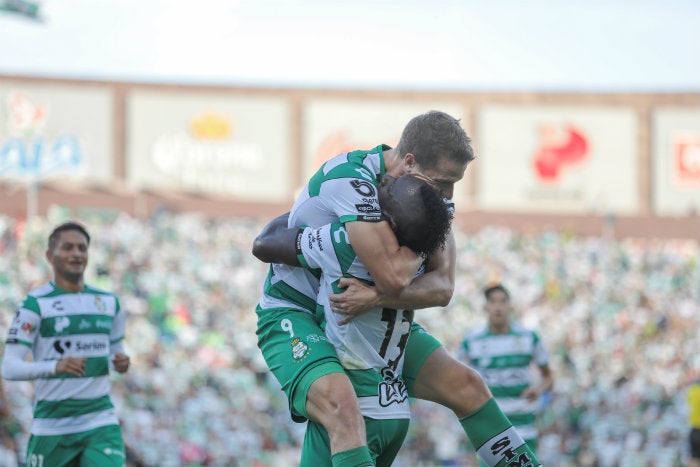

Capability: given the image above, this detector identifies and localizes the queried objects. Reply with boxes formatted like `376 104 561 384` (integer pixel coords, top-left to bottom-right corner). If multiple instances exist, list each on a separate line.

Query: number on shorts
30 454 44 467
281 318 294 337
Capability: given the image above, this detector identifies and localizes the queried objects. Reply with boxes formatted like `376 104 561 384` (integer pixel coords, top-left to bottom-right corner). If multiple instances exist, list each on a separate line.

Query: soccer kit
296 222 413 467
256 144 443 422
3 282 126 467
460 323 549 451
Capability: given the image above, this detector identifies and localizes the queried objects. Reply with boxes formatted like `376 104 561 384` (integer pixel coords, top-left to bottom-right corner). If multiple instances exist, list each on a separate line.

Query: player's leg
79 425 126 467
404 323 541 467
26 433 81 467
256 306 372 466
365 417 410 467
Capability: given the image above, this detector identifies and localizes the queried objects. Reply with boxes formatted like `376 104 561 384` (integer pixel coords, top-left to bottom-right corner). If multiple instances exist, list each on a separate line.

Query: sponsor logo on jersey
52 300 64 312
350 179 376 197
54 316 70 333
291 337 309 362
103 447 126 459
75 340 107 352
355 203 379 213
22 322 34 332
95 319 111 330
54 340 72 354
378 378 408 407
315 229 324 251
79 319 92 329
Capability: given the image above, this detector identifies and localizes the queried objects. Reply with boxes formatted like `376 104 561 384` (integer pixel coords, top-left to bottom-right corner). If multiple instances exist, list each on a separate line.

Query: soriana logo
532 125 590 183
673 135 700 189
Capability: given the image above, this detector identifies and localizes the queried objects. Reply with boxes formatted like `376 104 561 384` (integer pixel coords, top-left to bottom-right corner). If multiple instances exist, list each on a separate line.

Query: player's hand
521 386 540 402
330 278 379 325
112 353 130 373
55 357 87 377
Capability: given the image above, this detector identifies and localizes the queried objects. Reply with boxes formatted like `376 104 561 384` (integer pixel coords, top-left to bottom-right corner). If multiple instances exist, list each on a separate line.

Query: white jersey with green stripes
258 145 387 314
459 324 548 442
5 282 124 436
298 222 412 420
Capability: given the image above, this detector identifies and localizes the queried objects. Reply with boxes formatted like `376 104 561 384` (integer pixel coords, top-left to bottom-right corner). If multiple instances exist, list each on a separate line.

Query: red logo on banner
532 125 589 183
673 136 700 188
8 91 47 137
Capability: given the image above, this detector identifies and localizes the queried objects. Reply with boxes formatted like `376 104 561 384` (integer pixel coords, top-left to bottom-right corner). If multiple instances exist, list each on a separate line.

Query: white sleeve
109 302 126 356
1 344 57 380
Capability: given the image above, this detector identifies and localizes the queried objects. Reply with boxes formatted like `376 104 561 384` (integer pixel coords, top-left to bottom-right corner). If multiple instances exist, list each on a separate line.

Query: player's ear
403 153 416 172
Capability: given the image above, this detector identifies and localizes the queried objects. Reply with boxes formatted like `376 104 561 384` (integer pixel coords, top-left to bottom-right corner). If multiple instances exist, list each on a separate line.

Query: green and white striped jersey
4 282 125 436
460 324 548 441
258 145 386 314
298 222 412 420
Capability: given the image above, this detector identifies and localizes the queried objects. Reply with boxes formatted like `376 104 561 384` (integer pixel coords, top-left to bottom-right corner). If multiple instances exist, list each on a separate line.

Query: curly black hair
400 184 453 258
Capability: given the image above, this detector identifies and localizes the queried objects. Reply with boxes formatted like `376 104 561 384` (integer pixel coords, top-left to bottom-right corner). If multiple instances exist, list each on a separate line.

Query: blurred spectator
688 377 700 467
0 214 697 467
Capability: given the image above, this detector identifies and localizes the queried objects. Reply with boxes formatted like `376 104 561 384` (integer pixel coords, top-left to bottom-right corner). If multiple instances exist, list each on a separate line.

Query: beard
58 268 84 284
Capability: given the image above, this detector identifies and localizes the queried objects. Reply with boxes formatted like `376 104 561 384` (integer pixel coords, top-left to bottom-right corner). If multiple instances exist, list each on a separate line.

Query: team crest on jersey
94 295 107 313
21 322 34 332
291 337 309 362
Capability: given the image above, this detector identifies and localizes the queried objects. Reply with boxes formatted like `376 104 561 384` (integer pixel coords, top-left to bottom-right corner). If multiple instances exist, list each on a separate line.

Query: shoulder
465 327 489 341
26 282 55 299
82 284 116 297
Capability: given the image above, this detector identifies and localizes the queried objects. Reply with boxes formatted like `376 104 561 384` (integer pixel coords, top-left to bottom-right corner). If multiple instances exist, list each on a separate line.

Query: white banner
127 91 292 201
477 105 638 214
0 81 113 183
652 108 700 216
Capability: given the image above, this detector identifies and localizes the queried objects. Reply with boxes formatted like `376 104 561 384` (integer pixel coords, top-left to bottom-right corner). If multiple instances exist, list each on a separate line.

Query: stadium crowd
0 211 698 467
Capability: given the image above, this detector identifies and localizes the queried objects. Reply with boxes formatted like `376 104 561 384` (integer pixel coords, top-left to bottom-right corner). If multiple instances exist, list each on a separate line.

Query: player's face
47 230 89 284
485 290 512 329
407 156 467 200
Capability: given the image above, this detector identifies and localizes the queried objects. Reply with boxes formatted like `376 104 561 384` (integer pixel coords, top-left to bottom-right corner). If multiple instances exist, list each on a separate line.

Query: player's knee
306 373 363 430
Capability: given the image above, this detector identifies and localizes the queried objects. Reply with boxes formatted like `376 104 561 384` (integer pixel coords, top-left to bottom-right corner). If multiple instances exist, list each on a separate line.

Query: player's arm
344 220 424 297
1 344 86 379
110 300 130 374
251 213 303 267
330 230 456 316
522 364 554 402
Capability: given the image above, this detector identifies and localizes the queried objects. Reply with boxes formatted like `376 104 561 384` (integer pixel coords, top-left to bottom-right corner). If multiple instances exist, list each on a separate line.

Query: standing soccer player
460 284 553 462
2 222 130 467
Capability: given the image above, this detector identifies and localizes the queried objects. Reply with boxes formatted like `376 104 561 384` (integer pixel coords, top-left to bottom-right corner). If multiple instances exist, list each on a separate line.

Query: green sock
458 398 541 467
330 446 374 467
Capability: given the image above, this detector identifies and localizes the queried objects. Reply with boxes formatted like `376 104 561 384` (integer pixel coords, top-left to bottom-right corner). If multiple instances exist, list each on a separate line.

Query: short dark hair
394 110 475 170
48 222 90 250
484 283 510 301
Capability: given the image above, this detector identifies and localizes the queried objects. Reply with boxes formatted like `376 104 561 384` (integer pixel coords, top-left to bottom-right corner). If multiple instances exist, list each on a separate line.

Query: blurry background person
689 377 700 467
459 283 553 461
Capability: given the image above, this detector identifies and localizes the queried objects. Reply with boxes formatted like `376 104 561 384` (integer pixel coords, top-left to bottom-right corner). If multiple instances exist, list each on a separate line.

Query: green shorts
403 321 442 397
26 424 125 467
256 305 346 422
301 416 410 467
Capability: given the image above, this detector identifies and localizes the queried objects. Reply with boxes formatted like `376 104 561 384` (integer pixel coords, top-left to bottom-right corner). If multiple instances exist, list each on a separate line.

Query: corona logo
189 112 232 140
